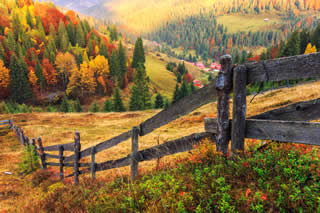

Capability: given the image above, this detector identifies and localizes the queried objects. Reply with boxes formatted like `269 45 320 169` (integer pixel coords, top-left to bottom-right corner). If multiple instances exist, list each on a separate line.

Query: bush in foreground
22 140 320 212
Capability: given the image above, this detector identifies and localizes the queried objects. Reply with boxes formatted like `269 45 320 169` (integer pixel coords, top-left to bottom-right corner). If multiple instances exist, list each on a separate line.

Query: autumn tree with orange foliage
42 58 57 88
0 59 10 98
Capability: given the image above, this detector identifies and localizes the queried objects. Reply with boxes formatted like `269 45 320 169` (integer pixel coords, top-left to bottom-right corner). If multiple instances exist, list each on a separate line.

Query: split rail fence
5 52 320 184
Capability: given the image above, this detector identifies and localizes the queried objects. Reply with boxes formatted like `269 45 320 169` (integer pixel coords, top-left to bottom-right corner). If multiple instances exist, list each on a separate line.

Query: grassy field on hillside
0 81 320 211
145 54 177 99
216 13 283 33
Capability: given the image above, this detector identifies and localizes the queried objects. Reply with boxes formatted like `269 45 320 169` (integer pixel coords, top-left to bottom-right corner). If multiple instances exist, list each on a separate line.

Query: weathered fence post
131 127 139 180
231 65 247 154
37 137 47 169
74 131 81 185
9 120 13 129
91 146 96 180
215 55 233 155
59 145 64 181
19 128 25 146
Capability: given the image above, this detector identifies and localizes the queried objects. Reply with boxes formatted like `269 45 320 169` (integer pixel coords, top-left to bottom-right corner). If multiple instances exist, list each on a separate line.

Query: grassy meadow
0 81 319 211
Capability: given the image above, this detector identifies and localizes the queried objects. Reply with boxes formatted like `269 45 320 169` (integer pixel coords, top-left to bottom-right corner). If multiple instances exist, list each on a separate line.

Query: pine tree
60 95 70 113
110 50 121 80
90 102 100 112
110 25 118 42
9 54 32 103
100 42 109 61
26 7 33 28
172 84 180 104
154 93 164 109
103 99 113 112
75 25 85 48
74 98 82 112
35 59 45 90
132 37 145 69
164 98 170 109
113 87 126 112
118 41 127 75
129 65 151 111
179 81 190 99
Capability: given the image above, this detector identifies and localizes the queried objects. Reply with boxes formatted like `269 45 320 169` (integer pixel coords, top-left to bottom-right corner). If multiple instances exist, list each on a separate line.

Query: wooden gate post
216 55 233 155
91 146 96 180
74 131 81 185
231 65 247 154
37 137 47 169
131 127 139 180
59 145 64 181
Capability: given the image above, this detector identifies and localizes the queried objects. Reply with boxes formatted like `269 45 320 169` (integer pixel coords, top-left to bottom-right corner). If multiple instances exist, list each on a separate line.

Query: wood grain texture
59 145 64 180
139 80 217 136
91 146 96 180
44 153 60 159
231 65 247 152
245 119 320 145
250 98 320 121
245 52 320 83
131 127 139 180
205 118 320 145
74 132 80 184
64 131 131 163
216 55 233 154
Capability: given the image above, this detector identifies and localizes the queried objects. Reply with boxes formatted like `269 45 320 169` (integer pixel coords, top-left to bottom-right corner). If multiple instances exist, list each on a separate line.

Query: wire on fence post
37 137 47 170
91 146 96 181
74 131 81 185
59 145 64 181
131 127 139 181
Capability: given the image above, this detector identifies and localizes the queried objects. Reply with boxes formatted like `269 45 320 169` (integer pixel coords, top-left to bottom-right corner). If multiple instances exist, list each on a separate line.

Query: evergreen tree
100 42 109 60
103 99 113 112
131 37 145 69
118 41 127 75
110 50 121 80
311 24 320 50
113 87 126 112
281 31 300 57
35 59 45 89
164 98 170 109
26 8 33 28
179 81 190 99
74 98 82 112
110 25 118 42
172 84 180 104
75 25 85 48
154 93 164 109
67 22 75 46
60 95 70 113
7 31 16 51
0 43 5 64
129 65 152 111
90 102 100 112
9 54 32 103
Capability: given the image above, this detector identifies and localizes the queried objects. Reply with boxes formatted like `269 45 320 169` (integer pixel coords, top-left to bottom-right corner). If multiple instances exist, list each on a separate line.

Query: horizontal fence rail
251 98 320 121
245 52 320 83
205 118 320 146
66 132 215 177
44 142 74 152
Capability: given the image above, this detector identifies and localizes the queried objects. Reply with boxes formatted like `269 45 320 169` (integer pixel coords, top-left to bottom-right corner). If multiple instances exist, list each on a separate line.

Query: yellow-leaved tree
89 55 109 94
55 52 77 89
304 43 317 54
0 59 10 98
28 67 38 88
80 62 96 96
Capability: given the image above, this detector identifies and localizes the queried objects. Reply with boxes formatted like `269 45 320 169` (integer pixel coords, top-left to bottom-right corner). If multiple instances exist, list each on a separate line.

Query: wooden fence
6 52 320 184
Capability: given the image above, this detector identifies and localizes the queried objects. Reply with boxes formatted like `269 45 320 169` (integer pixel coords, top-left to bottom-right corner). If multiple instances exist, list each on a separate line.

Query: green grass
216 13 283 33
145 55 177 99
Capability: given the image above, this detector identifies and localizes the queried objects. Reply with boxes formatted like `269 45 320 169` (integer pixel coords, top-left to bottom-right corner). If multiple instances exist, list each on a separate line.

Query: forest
0 0 165 113
149 11 320 61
